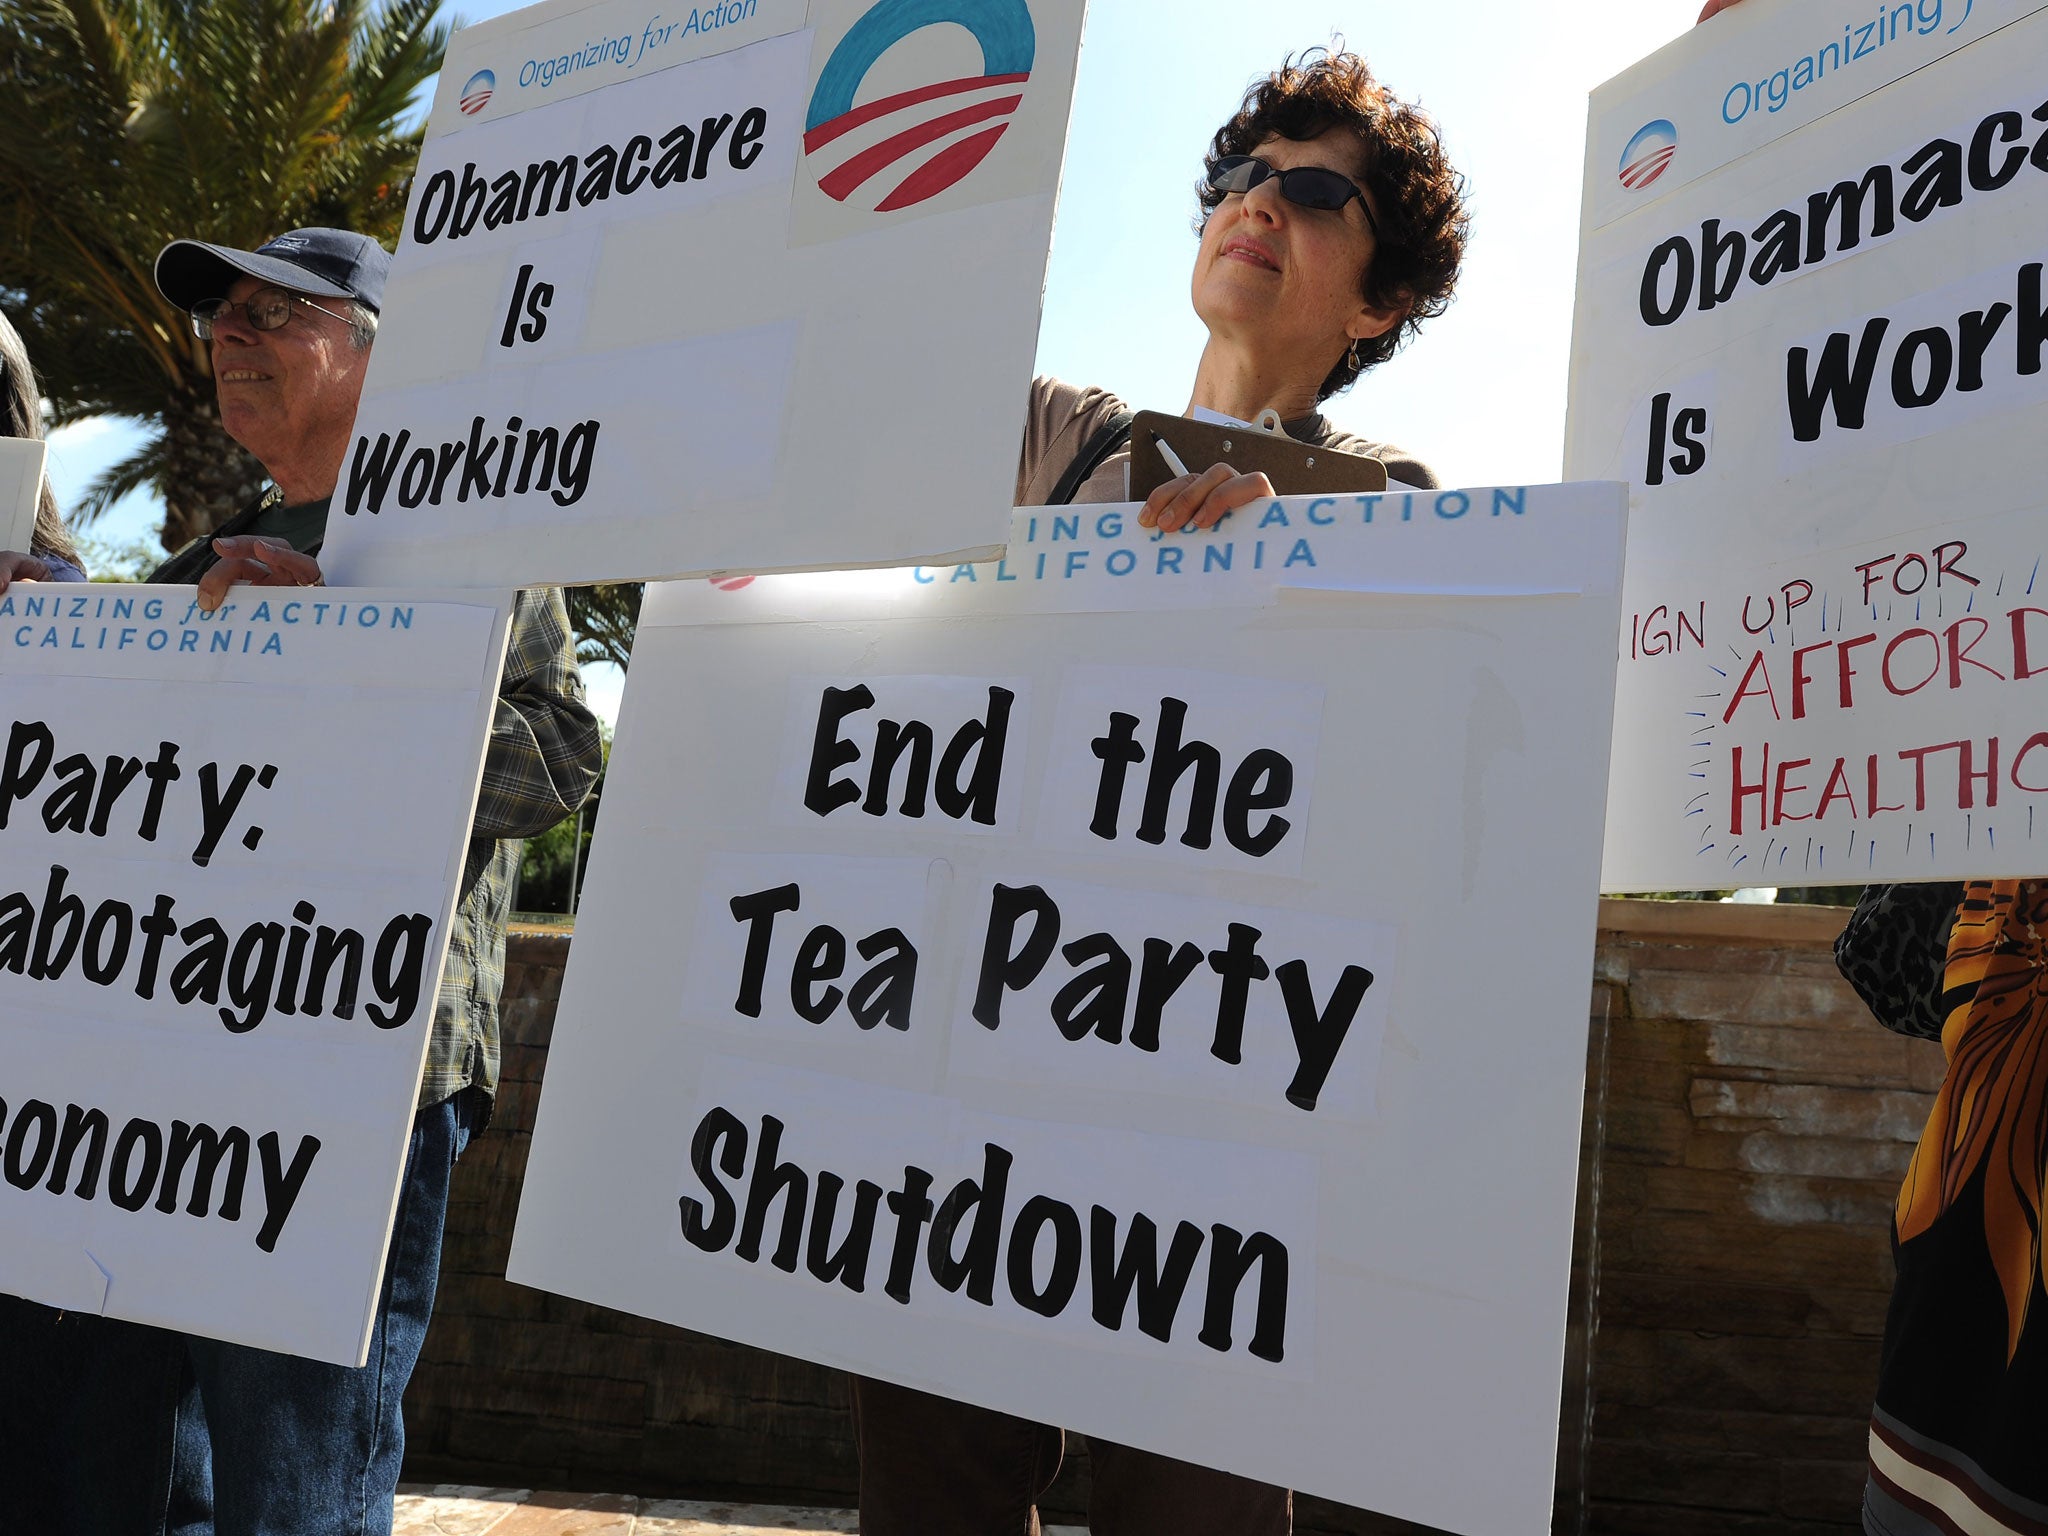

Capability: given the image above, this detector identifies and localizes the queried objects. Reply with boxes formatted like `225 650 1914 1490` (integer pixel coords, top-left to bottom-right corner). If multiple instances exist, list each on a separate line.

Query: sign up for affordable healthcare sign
509 485 1627 1536
1565 0 2048 889
0 586 510 1366
321 0 1086 590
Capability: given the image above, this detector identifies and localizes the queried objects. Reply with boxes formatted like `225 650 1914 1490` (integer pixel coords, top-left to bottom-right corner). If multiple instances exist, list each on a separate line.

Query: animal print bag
1833 882 1965 1041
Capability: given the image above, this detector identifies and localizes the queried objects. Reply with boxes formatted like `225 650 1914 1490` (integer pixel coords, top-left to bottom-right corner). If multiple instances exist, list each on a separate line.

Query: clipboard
1127 409 1388 499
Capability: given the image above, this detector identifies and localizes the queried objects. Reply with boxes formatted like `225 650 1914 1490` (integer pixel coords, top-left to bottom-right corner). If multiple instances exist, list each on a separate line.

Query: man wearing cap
8 228 604 1536
149 227 391 593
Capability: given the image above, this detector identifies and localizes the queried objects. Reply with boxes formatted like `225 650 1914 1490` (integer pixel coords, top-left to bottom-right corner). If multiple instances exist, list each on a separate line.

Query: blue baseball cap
154 227 391 314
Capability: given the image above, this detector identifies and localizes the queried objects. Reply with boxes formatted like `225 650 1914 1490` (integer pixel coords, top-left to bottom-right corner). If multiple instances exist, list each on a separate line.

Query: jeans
2 1299 184 1531
849 1376 1292 1536
176 1087 479 1536
1 1090 478 1536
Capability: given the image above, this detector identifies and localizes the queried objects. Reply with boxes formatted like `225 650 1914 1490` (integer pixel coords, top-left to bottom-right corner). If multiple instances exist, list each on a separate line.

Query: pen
1155 438 1192 479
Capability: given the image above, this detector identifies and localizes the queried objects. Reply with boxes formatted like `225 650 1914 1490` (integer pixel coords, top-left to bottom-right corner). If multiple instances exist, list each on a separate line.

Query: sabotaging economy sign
319 0 1087 590
508 484 1627 1536
0 586 512 1366
1565 0 2048 889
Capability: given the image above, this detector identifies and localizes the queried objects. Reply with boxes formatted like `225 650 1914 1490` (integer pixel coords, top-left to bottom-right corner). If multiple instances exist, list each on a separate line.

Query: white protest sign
1 438 46 555
1603 504 2048 889
1565 0 2048 889
509 484 1628 1536
0 585 511 1366
320 0 1087 590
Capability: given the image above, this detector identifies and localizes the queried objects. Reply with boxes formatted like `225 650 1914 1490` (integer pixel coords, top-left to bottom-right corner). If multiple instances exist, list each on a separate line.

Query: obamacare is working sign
1567 0 2048 888
324 0 1086 590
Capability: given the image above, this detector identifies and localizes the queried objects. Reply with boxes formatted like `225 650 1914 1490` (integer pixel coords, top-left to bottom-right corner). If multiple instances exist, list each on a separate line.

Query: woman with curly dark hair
1011 47 1469 539
0 307 88 590
852 49 1470 1536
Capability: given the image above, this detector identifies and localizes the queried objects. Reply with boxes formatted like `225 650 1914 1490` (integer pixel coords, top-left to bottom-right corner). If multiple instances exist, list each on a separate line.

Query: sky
40 0 1722 721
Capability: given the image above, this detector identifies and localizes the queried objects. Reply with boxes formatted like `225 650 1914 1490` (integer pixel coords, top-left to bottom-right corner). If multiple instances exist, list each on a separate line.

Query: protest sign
1603 506 2048 889
510 484 1627 1535
0 585 511 1366
1565 0 2048 889
320 0 1087 590
1 437 45 554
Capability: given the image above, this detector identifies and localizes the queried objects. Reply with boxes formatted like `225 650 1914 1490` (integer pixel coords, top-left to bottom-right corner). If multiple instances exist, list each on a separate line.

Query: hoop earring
1347 337 1365 371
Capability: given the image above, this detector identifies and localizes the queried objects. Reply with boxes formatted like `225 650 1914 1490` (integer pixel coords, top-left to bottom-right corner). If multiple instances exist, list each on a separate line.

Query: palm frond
72 422 166 525
566 584 644 672
0 0 446 544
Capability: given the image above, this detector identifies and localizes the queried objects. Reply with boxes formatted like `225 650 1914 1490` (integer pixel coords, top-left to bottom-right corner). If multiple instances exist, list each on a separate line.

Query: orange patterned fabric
1895 880 2048 1363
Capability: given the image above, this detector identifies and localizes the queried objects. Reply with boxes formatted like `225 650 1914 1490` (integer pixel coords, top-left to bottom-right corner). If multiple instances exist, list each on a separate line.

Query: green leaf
0 0 445 547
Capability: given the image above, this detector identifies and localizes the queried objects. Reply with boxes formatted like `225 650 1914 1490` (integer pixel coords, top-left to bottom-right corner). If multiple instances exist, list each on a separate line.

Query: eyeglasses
189 287 356 341
1207 155 1379 238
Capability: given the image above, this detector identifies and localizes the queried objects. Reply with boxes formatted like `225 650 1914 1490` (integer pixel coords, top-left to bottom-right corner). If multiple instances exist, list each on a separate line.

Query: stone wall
402 901 1941 1535
1576 901 1938 1536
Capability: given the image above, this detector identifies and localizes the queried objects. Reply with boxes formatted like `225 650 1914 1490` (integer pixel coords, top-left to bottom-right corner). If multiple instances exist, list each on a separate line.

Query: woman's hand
1138 462 1278 534
195 535 324 612
0 549 51 595
1697 0 1746 21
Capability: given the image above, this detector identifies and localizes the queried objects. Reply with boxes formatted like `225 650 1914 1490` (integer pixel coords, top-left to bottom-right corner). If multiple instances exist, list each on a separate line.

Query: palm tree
566 582 641 672
0 0 448 551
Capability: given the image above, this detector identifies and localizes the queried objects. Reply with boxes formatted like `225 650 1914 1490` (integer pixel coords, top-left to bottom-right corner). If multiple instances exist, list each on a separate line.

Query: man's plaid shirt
152 492 604 1119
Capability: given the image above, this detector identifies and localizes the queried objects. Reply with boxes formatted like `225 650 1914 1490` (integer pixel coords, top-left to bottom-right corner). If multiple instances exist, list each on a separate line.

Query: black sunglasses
1207 154 1379 238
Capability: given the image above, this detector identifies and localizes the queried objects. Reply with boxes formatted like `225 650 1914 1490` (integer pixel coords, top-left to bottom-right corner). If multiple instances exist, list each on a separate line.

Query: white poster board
1 438 46 555
510 484 1627 1536
1566 0 2048 889
1603 502 2048 889
0 585 512 1366
321 0 1087 590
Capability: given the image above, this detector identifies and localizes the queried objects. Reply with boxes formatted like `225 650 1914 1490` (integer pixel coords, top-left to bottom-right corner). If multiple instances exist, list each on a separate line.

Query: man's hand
1697 0 1746 21
196 535 324 612
0 549 52 596
1138 462 1277 534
